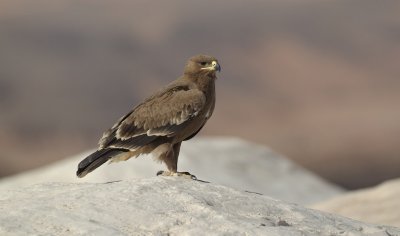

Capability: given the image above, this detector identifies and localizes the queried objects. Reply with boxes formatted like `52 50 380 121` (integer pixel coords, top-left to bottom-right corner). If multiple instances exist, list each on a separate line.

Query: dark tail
76 148 127 178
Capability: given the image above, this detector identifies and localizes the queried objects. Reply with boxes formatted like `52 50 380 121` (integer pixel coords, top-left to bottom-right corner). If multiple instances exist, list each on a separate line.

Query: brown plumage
76 54 220 179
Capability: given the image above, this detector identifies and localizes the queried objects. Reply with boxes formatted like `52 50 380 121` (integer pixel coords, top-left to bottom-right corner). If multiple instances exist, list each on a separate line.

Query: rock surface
313 178 400 227
0 137 342 204
0 178 397 236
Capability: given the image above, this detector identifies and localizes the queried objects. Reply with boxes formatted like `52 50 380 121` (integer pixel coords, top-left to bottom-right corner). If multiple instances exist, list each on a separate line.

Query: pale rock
313 178 400 227
0 137 343 204
0 178 397 236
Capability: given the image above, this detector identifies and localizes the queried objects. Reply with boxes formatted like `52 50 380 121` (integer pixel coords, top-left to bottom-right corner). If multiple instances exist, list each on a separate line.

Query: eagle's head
184 54 221 77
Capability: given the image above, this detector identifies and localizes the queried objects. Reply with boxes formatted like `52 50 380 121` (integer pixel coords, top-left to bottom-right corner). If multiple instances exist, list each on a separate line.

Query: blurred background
0 0 399 189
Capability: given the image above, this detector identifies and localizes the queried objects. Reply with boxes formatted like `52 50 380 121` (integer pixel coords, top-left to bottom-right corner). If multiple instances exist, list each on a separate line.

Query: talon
156 170 197 180
176 172 197 180
178 171 191 175
157 170 173 176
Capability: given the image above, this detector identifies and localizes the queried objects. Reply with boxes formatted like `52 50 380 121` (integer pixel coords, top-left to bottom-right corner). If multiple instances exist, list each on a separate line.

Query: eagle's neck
189 74 216 94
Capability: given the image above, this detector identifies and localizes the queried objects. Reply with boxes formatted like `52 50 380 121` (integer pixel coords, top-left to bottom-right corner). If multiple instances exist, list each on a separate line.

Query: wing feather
117 85 205 139
98 82 206 150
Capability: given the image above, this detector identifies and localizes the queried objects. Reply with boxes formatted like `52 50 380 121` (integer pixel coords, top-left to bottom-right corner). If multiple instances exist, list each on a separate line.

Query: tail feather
76 148 127 178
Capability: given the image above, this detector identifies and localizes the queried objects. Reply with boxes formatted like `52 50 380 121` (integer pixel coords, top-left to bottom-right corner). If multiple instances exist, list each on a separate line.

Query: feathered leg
156 142 196 179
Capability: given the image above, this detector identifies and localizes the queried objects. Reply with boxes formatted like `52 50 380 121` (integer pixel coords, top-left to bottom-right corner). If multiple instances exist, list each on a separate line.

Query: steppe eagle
76 55 221 179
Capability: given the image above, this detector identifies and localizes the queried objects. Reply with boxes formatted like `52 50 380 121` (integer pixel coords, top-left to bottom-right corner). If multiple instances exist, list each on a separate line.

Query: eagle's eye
199 62 208 66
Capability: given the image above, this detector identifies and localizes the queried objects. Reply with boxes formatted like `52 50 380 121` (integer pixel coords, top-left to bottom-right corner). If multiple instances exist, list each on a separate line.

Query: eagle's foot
156 171 197 180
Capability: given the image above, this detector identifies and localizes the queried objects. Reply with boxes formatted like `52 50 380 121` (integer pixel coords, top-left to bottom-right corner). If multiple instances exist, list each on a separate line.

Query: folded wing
99 84 206 150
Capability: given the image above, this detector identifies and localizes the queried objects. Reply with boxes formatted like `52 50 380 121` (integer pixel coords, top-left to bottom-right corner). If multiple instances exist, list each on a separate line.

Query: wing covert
99 84 206 149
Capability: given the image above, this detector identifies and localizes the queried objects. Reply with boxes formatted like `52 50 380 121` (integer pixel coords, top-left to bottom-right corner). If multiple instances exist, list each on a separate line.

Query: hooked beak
200 61 221 72
212 61 221 72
